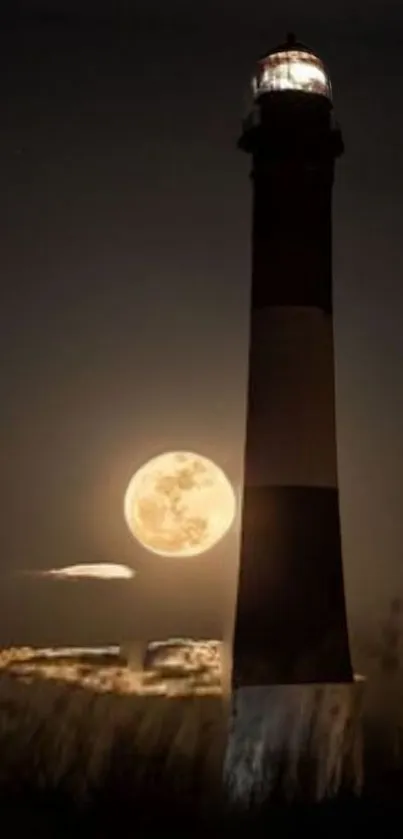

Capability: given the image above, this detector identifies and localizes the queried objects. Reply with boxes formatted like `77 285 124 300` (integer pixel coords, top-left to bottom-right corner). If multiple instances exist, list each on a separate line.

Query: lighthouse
232 34 353 687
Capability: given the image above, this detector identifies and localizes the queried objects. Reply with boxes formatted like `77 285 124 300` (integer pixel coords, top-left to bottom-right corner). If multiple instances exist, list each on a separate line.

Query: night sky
1 0 403 661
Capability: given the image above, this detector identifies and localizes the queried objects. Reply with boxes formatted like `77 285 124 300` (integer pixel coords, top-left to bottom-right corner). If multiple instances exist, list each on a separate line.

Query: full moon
124 451 236 557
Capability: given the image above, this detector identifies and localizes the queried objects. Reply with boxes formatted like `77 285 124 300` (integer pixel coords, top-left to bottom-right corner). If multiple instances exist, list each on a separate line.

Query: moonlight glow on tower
232 34 353 686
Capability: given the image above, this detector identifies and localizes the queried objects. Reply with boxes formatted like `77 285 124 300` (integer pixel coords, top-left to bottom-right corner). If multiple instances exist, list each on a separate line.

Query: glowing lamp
252 32 332 100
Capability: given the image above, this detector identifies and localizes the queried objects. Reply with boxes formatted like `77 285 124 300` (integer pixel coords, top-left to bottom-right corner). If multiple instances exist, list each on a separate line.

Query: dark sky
1 0 403 659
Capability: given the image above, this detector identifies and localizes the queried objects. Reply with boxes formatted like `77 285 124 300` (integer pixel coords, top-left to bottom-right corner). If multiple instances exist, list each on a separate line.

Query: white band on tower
245 306 338 489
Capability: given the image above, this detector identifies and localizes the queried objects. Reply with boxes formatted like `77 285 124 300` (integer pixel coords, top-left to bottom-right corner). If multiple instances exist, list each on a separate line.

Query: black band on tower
234 485 351 685
251 164 333 311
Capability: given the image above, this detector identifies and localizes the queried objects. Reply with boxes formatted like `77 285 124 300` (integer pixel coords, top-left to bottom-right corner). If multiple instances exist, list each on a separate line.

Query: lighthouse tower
232 34 353 687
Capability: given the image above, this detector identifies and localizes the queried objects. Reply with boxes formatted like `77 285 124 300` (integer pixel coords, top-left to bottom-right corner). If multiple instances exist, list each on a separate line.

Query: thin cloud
23 563 136 581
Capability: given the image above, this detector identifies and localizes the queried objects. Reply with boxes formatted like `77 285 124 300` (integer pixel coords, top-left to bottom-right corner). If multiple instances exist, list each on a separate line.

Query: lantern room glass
253 50 331 99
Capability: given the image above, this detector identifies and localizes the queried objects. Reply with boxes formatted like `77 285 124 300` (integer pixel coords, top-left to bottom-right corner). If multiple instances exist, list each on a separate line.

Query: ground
0 641 402 834
0 640 226 821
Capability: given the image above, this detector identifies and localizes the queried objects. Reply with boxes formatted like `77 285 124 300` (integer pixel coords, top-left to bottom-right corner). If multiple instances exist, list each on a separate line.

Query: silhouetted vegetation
1 630 403 834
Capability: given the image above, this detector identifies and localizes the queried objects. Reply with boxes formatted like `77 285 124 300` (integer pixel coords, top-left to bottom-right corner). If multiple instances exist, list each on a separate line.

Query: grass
0 640 403 835
0 643 225 827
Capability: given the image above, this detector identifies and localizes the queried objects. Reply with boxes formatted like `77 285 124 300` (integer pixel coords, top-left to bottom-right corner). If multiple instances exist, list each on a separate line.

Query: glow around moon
124 451 236 557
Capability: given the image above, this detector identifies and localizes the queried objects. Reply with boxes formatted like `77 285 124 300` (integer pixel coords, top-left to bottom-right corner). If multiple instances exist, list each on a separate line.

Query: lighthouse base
224 677 365 807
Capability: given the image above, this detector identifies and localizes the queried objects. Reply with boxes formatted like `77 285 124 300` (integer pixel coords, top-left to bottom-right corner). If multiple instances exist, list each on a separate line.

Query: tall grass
0 632 403 831
0 644 226 823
